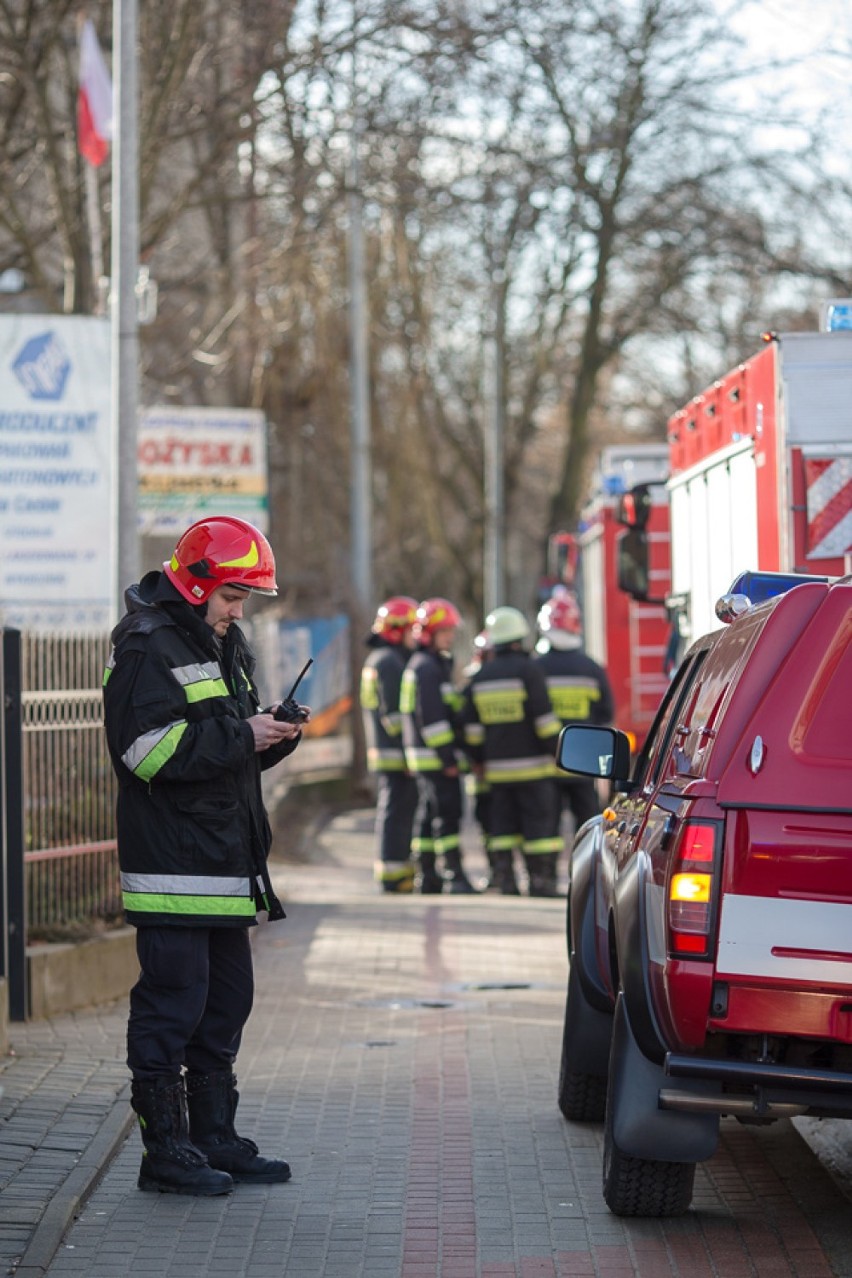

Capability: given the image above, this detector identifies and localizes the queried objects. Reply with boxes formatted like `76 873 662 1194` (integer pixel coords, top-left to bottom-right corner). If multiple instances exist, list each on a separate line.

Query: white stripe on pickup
716 894 852 984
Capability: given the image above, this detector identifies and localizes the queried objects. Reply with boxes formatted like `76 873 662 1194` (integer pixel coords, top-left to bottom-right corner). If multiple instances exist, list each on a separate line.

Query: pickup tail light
667 821 720 959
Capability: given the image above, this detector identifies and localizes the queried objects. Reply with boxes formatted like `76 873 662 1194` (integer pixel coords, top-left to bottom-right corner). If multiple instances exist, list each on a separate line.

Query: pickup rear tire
602 995 695 1217
558 962 609 1122
602 1097 695 1217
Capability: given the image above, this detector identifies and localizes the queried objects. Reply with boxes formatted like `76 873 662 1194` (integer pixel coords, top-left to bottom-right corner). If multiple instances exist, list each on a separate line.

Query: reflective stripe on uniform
380 711 403 737
485 756 557 783
171 661 229 704
546 676 601 721
472 678 526 724
103 652 115 686
121 721 188 781
367 747 407 771
404 748 443 772
121 869 255 917
121 872 252 896
523 837 563 855
422 718 455 748
122 892 256 917
534 710 562 739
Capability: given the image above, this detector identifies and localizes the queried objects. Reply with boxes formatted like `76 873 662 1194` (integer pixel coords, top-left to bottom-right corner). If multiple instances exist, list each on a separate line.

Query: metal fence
20 630 119 935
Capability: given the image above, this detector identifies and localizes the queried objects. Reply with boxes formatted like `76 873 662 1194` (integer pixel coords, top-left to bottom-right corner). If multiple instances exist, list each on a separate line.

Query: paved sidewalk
2 809 852 1278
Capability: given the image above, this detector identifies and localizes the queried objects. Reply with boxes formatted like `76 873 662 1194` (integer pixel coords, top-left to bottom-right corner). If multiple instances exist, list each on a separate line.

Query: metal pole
347 117 373 619
2 630 27 1020
483 271 506 614
112 0 140 612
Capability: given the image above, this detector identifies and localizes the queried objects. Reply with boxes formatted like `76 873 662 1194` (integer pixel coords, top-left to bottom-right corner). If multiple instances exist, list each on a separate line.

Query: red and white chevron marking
805 455 852 559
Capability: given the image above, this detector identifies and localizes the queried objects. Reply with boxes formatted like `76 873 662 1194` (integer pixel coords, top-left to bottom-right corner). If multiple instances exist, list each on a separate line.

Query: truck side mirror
617 528 650 601
615 482 653 530
557 724 632 781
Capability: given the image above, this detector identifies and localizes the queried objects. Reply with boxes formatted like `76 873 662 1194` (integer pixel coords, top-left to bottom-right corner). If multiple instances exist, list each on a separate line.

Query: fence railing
20 630 118 935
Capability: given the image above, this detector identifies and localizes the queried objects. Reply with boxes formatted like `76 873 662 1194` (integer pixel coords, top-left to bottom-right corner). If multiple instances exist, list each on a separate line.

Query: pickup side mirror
556 724 632 782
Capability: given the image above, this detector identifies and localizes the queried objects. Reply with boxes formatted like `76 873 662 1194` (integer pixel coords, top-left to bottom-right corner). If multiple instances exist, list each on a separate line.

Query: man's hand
248 713 304 751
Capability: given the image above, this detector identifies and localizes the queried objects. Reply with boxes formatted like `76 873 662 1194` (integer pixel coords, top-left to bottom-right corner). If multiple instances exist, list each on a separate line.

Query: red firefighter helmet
164 516 278 604
372 595 418 643
413 597 461 641
537 587 582 637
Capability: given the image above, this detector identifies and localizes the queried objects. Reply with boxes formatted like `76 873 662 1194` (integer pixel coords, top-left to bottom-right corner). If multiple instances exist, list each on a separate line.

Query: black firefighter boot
492 848 521 896
131 1077 233 1196
186 1069 292 1184
526 852 561 898
442 847 479 894
417 850 444 894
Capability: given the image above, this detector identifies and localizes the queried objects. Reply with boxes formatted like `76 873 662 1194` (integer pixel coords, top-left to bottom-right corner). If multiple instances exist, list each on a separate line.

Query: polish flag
77 18 113 167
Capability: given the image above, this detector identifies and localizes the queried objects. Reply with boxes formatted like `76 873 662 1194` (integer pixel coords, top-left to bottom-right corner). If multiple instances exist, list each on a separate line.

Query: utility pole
111 0 140 610
347 115 373 620
483 270 506 615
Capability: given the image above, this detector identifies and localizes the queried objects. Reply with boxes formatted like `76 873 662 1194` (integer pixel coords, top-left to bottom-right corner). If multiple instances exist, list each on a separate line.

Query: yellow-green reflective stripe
423 723 454 747
184 677 229 704
485 764 557 782
411 838 435 853
491 834 520 851
124 721 188 781
435 834 460 854
122 892 255 917
524 838 563 854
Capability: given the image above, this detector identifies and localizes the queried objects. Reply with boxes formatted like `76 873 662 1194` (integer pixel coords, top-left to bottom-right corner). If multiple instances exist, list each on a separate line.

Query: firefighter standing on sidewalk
400 598 477 894
103 516 303 1196
360 596 420 893
460 606 563 896
534 588 614 834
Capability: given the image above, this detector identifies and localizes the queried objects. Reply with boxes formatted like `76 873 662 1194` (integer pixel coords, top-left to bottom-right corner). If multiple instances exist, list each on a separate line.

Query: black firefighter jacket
103 571 298 928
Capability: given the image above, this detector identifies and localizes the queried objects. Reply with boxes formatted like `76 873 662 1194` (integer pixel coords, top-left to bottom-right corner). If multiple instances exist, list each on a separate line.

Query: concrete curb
13 1083 134 1278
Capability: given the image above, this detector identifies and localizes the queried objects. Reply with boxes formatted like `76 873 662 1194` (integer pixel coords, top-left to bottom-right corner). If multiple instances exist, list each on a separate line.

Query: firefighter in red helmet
104 516 305 1195
400 598 477 893
360 596 419 892
534 587 614 835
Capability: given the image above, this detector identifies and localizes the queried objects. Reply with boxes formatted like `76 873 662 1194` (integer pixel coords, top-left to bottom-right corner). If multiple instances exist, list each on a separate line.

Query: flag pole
83 164 105 313
111 0 140 612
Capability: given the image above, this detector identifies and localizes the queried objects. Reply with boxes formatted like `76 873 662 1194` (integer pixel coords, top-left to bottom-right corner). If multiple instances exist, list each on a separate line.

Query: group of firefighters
360 589 614 899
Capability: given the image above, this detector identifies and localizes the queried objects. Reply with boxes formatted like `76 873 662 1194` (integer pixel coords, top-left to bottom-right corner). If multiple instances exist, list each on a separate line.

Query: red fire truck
663 322 852 644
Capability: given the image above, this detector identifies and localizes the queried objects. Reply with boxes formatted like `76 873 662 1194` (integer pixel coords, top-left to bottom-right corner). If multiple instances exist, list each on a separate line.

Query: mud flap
609 993 719 1163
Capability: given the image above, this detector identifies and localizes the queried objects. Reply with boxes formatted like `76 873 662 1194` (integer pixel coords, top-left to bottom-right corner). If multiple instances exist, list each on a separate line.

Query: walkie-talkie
273 658 313 723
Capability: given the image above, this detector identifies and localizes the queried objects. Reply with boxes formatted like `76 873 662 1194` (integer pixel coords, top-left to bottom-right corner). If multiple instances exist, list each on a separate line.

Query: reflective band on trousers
121 720 188 781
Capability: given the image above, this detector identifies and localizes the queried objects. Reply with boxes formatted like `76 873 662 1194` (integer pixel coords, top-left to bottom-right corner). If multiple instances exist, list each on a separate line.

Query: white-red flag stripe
805 456 852 560
77 19 113 167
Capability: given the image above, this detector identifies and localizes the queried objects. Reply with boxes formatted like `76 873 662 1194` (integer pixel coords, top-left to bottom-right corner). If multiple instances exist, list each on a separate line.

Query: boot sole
229 1168 293 1184
138 1177 233 1196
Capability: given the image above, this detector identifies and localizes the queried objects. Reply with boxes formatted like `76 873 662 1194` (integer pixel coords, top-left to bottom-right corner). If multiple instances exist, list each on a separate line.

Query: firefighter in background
460 630 501 890
460 606 563 897
400 598 477 894
360 596 419 893
535 587 615 833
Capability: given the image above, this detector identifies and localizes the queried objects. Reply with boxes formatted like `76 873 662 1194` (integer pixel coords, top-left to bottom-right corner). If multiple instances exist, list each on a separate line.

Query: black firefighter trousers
127 925 254 1082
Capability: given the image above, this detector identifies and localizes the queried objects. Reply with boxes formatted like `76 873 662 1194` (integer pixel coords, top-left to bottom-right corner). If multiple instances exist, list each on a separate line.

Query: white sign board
0 316 113 631
138 406 269 536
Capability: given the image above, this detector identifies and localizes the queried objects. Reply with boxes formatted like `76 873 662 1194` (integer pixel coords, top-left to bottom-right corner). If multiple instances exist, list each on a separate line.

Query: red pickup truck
556 572 852 1217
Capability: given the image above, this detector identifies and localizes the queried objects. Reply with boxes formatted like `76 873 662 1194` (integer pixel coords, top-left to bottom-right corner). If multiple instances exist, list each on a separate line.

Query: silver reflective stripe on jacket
121 720 188 782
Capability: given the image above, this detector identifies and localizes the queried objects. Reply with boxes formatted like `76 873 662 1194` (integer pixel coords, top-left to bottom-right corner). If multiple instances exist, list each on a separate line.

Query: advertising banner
138 406 269 536
0 316 113 630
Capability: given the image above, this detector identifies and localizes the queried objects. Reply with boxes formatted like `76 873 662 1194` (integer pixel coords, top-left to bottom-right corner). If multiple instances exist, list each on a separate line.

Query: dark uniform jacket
534 645 614 728
360 637 410 773
460 649 561 784
400 647 461 773
103 571 298 928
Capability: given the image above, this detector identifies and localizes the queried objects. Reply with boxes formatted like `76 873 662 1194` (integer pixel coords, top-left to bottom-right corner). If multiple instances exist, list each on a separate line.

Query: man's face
432 626 456 654
206 585 250 636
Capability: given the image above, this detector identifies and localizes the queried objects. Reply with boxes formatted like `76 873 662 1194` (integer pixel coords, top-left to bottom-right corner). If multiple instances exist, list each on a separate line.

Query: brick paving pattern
2 808 852 1277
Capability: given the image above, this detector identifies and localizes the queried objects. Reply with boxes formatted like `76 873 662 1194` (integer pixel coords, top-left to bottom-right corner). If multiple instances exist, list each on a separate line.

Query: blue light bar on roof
726 570 829 606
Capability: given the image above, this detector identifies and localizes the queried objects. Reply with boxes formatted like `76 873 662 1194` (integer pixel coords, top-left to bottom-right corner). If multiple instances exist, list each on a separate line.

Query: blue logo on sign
12 331 71 400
